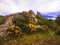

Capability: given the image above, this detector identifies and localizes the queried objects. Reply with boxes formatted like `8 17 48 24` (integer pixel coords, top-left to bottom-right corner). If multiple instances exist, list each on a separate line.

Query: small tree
56 15 60 25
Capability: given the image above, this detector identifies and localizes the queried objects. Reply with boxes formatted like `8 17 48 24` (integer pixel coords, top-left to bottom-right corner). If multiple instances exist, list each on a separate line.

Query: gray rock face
0 16 13 37
37 11 41 16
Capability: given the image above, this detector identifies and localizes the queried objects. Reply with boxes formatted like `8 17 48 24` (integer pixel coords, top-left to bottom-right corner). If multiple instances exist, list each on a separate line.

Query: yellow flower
7 32 10 34
7 32 12 34
27 23 36 31
16 26 20 29
9 32 12 34
15 30 19 33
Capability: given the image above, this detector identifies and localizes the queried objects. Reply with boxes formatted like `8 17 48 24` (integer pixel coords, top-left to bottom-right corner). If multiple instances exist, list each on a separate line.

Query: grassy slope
2 34 60 45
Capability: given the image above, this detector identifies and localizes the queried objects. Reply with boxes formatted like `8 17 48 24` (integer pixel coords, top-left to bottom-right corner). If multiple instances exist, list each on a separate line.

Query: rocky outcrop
0 10 41 37
0 15 13 37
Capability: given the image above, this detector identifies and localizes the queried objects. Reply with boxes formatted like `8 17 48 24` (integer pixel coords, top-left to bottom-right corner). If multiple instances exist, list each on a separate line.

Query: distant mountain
41 12 60 19
42 15 54 18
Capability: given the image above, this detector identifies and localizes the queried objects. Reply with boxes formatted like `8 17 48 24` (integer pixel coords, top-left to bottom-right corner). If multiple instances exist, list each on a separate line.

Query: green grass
0 33 59 45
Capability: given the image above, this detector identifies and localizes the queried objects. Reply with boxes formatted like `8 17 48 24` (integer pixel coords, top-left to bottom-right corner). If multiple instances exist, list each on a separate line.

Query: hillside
0 10 60 45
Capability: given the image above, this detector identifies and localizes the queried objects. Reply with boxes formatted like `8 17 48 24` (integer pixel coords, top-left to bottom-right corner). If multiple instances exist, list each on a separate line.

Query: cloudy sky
0 0 60 19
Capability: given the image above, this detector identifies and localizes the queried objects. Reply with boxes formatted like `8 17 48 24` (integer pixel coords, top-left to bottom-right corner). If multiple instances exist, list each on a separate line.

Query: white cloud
45 0 60 12
0 0 60 15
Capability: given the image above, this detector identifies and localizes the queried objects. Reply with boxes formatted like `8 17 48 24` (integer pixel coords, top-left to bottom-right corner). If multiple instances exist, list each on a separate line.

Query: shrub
54 26 60 35
6 25 22 37
0 16 5 25
55 15 60 25
27 23 37 34
56 30 60 35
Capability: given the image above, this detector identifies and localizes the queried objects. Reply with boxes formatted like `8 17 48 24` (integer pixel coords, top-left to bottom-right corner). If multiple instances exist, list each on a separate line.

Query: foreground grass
0 33 60 45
